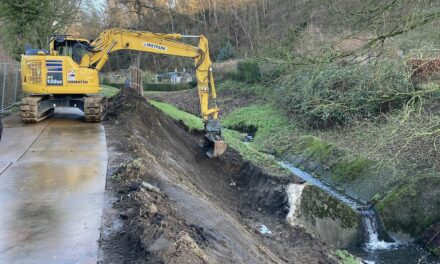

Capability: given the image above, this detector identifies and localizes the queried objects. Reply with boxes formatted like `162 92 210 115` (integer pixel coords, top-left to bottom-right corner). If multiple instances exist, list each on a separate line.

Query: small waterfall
280 161 396 251
278 160 440 263
362 209 397 251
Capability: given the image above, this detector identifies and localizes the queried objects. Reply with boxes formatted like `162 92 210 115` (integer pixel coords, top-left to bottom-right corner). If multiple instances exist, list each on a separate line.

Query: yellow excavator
20 28 226 157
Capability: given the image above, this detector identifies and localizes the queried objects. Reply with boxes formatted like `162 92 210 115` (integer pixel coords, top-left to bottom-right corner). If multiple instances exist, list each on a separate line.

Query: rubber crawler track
19 96 54 123
84 96 107 123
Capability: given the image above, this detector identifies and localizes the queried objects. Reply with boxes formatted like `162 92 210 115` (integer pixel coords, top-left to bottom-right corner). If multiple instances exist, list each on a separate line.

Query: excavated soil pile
99 88 333 264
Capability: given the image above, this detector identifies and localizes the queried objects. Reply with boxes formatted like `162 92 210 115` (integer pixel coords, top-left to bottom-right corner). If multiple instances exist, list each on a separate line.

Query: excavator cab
49 35 92 64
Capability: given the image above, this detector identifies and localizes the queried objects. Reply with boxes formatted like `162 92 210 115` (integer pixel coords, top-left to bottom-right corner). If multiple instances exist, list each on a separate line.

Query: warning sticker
67 70 76 81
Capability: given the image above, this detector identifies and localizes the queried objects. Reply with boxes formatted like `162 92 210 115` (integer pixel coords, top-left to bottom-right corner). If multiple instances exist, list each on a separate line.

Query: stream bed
279 161 440 264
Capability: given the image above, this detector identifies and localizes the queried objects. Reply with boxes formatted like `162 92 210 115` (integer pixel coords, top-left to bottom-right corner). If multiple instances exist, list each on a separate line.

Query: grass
332 157 374 183
100 85 120 97
223 104 297 155
222 129 285 173
332 250 360 264
149 100 204 132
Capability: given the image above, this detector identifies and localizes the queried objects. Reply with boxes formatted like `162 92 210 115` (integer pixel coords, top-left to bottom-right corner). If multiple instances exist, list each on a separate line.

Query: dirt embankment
99 89 334 263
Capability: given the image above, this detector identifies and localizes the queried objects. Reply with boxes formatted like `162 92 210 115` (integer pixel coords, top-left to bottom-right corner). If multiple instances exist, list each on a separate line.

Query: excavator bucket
205 140 227 158
204 120 227 158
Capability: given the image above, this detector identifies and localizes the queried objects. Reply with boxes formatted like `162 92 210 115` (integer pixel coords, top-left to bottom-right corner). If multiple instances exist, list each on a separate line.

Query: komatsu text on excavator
20 28 226 157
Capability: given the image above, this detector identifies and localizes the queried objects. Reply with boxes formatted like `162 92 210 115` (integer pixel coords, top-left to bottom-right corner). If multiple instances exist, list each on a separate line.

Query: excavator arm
81 29 226 157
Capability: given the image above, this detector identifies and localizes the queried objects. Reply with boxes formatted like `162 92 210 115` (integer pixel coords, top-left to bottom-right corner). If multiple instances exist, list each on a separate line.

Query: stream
279 161 440 264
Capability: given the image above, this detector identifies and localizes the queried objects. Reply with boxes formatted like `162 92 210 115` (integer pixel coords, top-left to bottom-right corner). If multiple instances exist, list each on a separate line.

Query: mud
99 89 333 263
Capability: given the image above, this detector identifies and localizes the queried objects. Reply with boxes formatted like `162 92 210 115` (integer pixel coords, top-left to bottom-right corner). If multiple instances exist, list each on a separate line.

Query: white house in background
171 74 182 84
156 68 194 84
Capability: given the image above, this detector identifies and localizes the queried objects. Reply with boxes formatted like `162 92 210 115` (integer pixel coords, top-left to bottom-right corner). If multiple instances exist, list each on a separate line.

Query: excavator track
84 96 107 123
19 96 54 123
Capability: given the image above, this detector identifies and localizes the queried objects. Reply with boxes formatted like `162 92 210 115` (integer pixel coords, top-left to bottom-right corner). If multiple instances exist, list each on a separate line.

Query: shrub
276 61 415 128
143 83 192 92
212 60 239 81
106 82 124 89
142 71 156 83
216 41 234 62
102 76 111 85
235 60 261 83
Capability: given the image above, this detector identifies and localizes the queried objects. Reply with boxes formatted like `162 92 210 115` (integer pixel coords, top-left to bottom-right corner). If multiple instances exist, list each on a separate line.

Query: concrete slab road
0 108 107 264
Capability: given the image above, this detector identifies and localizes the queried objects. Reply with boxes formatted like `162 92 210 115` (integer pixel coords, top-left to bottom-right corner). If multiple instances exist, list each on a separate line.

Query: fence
0 62 21 112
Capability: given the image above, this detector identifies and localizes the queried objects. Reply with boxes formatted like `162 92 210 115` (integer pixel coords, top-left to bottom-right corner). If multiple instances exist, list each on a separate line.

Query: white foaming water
279 161 361 209
286 183 306 226
362 210 398 251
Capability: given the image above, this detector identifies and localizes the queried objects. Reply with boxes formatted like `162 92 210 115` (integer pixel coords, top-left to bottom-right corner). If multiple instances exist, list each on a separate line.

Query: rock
149 203 158 215
141 181 162 194
148 236 172 252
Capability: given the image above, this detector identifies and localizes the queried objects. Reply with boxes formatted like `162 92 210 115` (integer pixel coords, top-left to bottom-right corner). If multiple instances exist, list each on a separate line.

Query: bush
212 60 239 81
216 41 234 62
106 82 124 89
142 71 156 83
235 60 261 83
276 61 415 128
143 83 193 92
102 76 111 85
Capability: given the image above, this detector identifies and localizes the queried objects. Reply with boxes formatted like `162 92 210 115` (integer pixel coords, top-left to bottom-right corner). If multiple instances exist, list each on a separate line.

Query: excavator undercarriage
20 95 107 123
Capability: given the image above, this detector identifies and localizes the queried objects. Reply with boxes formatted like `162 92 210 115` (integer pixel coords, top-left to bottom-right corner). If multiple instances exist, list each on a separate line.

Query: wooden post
129 66 143 96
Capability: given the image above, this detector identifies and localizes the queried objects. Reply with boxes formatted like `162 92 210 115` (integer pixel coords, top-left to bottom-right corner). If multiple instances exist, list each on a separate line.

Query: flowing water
279 161 440 264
